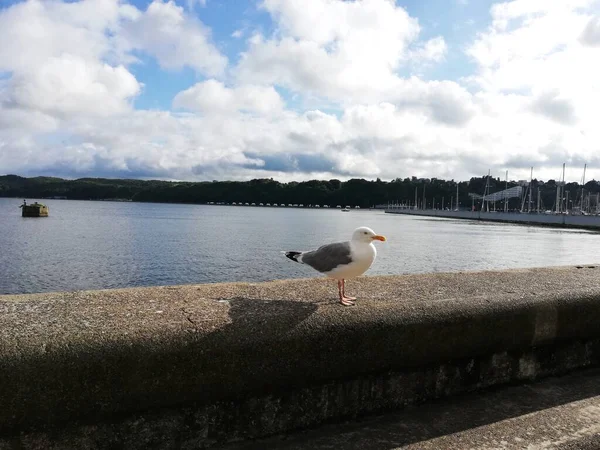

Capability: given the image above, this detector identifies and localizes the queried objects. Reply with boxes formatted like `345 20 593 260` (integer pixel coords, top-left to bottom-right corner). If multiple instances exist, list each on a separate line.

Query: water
0 198 598 295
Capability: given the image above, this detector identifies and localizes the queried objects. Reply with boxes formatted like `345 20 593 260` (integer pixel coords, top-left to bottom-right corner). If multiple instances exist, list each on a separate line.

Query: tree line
1 174 600 210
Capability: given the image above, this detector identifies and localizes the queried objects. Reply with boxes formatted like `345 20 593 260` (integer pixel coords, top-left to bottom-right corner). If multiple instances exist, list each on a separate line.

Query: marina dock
385 207 600 230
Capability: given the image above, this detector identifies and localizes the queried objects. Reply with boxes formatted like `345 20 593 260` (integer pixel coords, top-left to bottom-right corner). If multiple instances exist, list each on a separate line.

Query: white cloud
0 0 228 174
489 0 593 30
0 0 144 146
462 0 600 178
529 90 577 125
580 15 600 46
187 0 207 9
0 0 226 75
6 55 140 118
237 0 421 98
469 6 588 74
0 0 128 72
173 79 285 116
117 0 227 75
0 0 228 124
2 0 600 184
410 36 448 63
235 0 467 126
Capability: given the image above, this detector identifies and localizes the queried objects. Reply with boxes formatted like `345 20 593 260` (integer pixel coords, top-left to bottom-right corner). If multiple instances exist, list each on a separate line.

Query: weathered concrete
19 201 49 217
223 368 600 450
1 265 600 448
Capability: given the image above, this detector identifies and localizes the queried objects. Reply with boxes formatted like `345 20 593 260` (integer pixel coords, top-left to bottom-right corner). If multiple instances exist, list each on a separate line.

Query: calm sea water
0 197 598 295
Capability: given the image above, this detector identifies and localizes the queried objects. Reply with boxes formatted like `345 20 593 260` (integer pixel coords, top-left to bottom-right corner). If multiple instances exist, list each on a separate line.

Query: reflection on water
0 198 598 295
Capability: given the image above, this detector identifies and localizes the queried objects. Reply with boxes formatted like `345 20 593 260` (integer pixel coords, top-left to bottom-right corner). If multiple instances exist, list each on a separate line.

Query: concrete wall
1 266 600 449
385 208 600 229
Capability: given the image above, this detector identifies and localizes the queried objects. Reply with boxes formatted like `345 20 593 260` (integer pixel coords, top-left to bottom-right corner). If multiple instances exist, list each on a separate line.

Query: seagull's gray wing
301 241 353 273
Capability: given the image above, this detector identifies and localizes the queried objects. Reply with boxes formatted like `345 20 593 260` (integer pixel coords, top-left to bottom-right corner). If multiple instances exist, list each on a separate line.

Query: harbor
386 164 600 230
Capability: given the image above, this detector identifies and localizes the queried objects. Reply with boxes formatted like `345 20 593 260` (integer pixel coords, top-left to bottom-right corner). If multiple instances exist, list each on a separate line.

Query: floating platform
19 201 49 217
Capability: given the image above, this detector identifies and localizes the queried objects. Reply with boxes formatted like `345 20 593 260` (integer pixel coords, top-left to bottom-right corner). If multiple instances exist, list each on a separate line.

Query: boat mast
520 169 528 213
456 182 459 211
562 163 566 213
504 170 508 213
556 163 565 214
581 163 587 212
484 169 490 212
555 170 560 214
414 186 418 210
528 167 533 213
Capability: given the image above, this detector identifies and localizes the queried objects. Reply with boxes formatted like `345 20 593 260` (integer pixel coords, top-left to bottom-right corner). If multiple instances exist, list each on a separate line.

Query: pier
385 207 600 230
1 266 600 448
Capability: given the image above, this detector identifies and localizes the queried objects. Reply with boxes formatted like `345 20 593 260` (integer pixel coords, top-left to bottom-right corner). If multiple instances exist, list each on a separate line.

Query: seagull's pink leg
338 279 354 306
342 279 356 301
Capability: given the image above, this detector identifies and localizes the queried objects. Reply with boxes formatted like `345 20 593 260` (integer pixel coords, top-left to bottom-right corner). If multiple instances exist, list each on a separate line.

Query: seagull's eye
363 232 367 235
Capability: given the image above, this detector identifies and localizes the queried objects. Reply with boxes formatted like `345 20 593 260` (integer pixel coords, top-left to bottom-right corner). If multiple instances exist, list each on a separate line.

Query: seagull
284 226 386 306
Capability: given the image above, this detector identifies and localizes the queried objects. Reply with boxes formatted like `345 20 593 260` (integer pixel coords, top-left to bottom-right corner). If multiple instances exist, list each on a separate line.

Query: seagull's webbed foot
338 279 356 306
341 279 356 301
339 297 355 306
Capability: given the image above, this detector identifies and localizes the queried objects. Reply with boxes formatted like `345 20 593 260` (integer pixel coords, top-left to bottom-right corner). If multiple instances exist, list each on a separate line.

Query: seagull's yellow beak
372 235 386 241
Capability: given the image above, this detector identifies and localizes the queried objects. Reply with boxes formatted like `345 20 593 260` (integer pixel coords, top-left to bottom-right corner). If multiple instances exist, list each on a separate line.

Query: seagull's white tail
283 251 303 263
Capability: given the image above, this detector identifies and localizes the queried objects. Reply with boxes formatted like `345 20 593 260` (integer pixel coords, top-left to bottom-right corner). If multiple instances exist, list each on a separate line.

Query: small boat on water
341 207 350 212
19 200 49 217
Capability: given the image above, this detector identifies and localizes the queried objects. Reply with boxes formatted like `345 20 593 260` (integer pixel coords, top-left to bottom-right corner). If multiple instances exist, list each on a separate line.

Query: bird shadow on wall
212 296 318 341
188 296 321 402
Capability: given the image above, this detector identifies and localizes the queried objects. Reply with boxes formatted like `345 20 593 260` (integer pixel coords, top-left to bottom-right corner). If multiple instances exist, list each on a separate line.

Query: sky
1 0 600 183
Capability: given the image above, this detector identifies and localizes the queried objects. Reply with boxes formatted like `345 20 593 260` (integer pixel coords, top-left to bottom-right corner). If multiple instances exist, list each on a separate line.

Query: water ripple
0 199 598 295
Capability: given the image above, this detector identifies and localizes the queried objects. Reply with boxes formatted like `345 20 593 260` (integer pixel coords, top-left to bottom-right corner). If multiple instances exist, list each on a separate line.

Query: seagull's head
352 226 386 244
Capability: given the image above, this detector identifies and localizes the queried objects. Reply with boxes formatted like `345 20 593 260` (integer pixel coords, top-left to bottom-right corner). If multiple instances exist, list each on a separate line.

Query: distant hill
1 174 599 210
